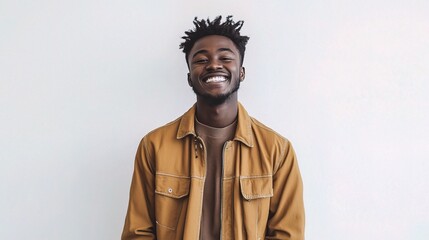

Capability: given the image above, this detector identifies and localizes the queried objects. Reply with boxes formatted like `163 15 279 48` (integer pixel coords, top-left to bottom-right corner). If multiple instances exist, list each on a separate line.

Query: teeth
206 76 227 83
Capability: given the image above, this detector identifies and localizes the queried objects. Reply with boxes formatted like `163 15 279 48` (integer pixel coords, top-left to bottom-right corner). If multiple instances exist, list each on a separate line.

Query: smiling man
122 16 305 240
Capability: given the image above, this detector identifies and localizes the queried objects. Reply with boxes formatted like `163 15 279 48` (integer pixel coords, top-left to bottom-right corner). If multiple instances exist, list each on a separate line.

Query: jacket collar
176 102 254 147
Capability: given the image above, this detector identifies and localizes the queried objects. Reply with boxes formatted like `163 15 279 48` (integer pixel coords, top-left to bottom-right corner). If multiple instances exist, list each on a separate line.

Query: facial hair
192 78 240 106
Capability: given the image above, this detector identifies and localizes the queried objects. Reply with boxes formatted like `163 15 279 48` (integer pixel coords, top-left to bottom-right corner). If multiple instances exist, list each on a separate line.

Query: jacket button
168 188 173 193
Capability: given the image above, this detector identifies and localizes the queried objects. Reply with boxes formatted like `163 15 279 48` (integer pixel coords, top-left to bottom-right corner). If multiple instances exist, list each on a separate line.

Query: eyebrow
191 48 236 59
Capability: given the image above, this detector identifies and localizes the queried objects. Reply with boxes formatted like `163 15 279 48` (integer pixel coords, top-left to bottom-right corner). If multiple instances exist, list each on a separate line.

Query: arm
121 137 156 240
266 141 305 240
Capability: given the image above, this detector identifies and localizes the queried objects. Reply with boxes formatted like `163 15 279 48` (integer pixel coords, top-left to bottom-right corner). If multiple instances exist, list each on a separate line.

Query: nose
206 59 222 71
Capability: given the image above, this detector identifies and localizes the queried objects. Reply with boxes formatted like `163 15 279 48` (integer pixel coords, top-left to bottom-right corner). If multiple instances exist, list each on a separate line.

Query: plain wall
1 0 428 239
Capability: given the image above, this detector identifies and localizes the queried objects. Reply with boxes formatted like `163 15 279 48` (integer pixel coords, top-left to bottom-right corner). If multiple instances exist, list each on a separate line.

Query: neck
195 96 238 128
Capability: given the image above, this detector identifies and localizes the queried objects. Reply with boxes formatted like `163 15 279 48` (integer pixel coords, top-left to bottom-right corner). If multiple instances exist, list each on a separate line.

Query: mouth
203 75 229 83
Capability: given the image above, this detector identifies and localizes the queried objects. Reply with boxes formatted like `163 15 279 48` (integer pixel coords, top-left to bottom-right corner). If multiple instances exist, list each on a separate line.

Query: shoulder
248 116 298 175
249 116 291 147
142 116 182 145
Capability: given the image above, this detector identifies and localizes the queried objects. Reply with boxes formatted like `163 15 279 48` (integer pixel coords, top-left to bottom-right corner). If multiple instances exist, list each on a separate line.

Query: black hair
179 15 250 66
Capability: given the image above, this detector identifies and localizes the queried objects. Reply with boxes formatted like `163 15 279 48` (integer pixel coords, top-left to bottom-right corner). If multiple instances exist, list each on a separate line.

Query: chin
193 82 240 106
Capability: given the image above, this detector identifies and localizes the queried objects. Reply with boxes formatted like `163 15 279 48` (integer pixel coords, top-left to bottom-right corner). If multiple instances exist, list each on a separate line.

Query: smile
205 76 228 83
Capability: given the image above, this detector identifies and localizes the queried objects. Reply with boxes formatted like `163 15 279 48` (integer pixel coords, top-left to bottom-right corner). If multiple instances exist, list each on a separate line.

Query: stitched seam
197 177 205 240
256 200 259 240
154 191 188 198
223 176 236 180
156 173 204 180
190 175 204 180
142 137 155 173
274 141 287 174
242 194 273 200
240 176 274 200
250 117 286 138
233 136 253 147
240 180 272 200
177 131 195 139
240 175 272 179
156 172 190 179
155 220 176 231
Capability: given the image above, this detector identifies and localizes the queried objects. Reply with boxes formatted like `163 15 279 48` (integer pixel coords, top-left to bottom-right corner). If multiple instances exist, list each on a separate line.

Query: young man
122 16 305 240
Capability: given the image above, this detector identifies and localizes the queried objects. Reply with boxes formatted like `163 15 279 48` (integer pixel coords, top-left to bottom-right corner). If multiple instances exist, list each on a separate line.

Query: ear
187 73 192 87
240 67 245 82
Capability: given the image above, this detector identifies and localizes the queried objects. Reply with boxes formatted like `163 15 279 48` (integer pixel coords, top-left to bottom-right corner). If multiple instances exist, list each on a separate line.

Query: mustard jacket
122 103 305 240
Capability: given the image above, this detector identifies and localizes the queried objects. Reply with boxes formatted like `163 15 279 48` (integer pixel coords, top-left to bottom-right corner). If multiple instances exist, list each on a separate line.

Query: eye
220 56 234 62
193 58 208 64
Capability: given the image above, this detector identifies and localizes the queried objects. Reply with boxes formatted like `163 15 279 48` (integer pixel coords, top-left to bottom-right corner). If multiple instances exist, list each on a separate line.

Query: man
122 16 304 240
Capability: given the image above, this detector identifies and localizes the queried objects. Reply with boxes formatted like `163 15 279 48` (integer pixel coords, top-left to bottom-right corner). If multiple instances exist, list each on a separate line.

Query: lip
201 72 230 82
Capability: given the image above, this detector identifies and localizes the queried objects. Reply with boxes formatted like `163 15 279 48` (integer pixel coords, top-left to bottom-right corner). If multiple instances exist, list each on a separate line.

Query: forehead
190 35 239 55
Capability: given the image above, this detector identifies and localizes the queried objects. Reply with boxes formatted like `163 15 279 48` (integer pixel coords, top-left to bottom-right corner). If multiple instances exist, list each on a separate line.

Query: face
187 35 245 106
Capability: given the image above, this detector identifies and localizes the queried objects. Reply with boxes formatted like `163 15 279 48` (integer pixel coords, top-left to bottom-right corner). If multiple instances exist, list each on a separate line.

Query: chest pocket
155 174 190 230
240 175 273 200
239 175 273 239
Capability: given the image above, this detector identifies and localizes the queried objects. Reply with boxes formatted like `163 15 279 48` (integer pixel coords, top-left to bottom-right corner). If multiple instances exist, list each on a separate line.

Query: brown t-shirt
195 118 237 240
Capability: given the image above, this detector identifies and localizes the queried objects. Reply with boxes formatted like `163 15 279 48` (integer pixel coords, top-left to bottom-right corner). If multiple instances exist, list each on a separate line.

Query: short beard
192 79 240 106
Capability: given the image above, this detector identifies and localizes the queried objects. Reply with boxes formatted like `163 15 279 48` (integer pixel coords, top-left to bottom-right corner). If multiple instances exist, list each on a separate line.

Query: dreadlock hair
179 15 250 66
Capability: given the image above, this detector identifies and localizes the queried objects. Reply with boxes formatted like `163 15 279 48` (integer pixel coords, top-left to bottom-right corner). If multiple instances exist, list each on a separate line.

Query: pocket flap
155 174 190 199
240 175 273 200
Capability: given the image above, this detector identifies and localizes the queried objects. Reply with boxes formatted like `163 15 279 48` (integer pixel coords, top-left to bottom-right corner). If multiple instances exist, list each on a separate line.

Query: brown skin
187 35 245 128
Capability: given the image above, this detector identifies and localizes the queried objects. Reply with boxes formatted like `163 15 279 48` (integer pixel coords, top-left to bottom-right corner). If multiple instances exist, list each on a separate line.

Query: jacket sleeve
266 141 305 240
122 137 156 240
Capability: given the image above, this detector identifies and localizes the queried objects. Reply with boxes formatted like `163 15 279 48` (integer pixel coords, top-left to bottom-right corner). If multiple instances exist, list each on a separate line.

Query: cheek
228 65 240 76
189 71 201 84
190 66 203 77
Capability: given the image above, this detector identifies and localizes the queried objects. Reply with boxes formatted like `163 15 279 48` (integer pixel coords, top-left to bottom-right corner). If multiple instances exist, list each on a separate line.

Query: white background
1 0 428 239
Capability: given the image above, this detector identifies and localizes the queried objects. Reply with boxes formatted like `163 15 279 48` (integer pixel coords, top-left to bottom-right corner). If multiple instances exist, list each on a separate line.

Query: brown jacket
122 103 305 240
